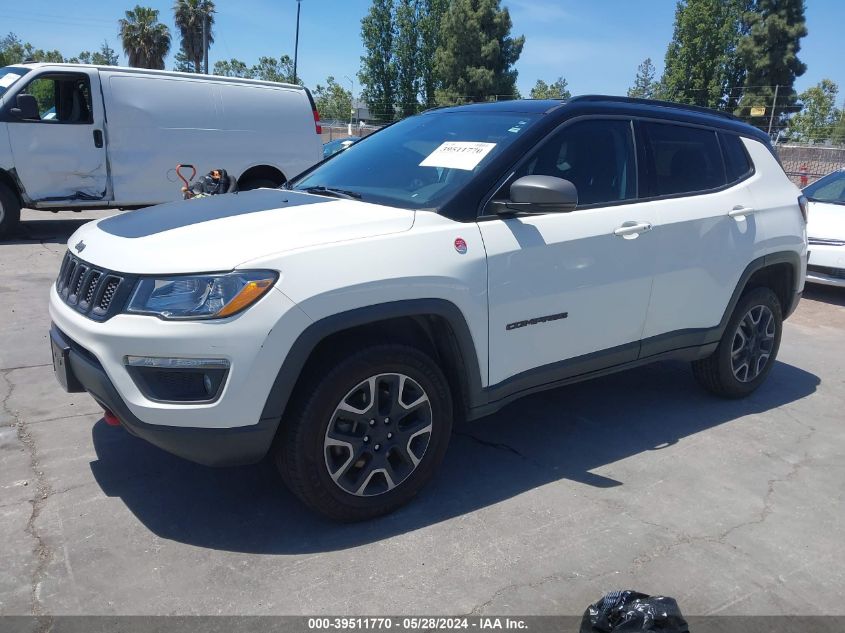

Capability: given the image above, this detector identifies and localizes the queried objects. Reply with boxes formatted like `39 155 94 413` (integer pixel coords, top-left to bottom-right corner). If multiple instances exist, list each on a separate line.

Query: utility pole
202 0 209 74
767 84 779 138
293 0 302 84
344 75 354 135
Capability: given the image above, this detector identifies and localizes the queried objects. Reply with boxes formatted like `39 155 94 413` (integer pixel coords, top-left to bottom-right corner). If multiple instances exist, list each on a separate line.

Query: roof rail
568 95 739 121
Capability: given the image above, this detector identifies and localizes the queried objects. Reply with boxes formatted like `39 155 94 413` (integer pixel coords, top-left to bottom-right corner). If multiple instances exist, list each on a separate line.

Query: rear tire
275 344 453 521
692 287 783 398
0 183 21 240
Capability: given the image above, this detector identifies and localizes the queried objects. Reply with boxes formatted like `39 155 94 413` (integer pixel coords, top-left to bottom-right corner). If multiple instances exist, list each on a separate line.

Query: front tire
275 344 453 521
692 287 783 398
0 183 22 240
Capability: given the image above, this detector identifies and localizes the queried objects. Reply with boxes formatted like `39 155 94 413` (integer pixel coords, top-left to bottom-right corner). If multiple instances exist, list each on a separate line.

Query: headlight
127 271 278 320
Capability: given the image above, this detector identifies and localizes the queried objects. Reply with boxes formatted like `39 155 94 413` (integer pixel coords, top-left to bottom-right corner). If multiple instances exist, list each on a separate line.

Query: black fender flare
258 298 484 428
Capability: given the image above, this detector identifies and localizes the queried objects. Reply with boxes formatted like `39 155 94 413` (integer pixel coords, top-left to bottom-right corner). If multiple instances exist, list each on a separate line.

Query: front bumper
52 325 277 466
48 282 313 466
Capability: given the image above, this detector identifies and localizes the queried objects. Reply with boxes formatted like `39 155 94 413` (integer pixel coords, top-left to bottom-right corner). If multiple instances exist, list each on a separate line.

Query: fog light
124 356 230 403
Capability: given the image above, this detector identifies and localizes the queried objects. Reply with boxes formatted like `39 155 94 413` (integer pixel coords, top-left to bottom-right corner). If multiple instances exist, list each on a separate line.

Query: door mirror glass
11 94 40 120
492 175 578 215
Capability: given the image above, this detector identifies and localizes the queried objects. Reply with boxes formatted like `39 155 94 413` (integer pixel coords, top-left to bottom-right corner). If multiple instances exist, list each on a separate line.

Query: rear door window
642 122 726 196
720 133 753 183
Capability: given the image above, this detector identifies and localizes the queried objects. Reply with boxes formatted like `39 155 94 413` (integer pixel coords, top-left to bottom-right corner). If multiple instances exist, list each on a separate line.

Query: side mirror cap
11 94 39 120
491 175 578 215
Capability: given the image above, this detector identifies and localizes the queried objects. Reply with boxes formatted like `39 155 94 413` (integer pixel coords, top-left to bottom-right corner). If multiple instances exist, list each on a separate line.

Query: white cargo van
0 63 323 236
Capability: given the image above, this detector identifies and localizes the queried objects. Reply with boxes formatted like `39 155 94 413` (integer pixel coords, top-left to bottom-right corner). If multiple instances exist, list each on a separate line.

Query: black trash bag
579 590 689 632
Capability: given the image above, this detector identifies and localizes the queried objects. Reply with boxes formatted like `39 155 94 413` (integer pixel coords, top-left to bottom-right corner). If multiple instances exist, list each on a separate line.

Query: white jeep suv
50 96 808 520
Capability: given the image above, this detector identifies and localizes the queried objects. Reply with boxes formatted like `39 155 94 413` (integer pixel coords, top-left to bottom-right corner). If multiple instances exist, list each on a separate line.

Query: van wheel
275 344 453 521
0 183 22 239
692 287 783 398
240 178 280 191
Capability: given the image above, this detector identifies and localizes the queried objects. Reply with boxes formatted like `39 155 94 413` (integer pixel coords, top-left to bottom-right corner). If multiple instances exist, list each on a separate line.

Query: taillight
798 195 809 223
313 109 322 135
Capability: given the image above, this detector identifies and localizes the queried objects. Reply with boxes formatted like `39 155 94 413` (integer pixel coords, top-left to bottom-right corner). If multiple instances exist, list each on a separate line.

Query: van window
720 133 753 183
18 73 93 124
643 122 725 196
506 119 636 206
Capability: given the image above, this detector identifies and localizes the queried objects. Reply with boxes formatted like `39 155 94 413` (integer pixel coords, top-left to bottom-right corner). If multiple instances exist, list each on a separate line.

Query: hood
66 189 415 274
807 200 845 242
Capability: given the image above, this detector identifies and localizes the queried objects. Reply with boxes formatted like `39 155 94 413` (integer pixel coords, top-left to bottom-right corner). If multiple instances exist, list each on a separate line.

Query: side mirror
491 175 578 215
10 94 40 120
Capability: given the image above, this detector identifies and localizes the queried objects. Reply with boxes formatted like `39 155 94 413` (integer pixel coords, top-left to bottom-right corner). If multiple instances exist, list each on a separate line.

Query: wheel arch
237 164 286 188
0 168 25 207
260 299 484 434
719 251 803 332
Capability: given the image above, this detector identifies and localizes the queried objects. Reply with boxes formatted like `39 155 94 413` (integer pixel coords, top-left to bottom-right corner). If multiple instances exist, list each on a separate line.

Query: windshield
804 170 845 206
292 111 540 210
0 67 29 99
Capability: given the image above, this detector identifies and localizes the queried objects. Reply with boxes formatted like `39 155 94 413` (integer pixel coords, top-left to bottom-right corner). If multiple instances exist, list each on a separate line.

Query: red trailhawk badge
454 237 468 254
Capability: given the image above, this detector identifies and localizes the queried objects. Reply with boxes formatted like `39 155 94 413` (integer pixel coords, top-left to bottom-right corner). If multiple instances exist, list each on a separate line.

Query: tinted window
721 133 753 183
293 112 540 210
507 119 636 206
803 170 845 205
644 122 725 196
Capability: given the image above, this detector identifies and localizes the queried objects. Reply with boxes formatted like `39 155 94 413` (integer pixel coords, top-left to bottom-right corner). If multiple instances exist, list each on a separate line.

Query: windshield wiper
300 185 362 200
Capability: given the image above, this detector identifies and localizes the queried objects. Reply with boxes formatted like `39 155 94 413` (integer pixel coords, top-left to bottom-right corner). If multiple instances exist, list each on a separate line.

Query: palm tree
119 6 171 70
174 0 215 73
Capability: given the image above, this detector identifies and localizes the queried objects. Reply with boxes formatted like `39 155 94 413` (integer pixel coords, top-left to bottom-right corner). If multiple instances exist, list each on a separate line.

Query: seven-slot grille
55 252 132 320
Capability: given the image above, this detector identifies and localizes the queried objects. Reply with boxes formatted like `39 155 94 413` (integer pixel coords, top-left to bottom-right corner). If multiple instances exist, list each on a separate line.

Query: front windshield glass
0 67 29 99
292 111 540 210
804 170 845 205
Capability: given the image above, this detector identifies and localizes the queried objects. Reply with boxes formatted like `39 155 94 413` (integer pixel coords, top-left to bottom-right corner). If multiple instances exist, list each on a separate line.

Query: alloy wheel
730 304 776 383
324 373 433 497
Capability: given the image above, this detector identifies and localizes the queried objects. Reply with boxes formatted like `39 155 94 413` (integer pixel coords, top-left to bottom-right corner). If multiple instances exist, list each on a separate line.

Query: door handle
728 205 755 218
613 222 652 238
93 129 103 148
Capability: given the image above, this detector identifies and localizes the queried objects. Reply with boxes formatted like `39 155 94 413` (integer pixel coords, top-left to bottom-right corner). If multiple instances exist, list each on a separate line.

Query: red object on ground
800 164 808 187
103 410 121 426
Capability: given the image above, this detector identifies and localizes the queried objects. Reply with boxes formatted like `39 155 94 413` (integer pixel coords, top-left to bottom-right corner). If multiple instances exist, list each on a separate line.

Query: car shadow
803 284 845 307
89 358 819 554
6 215 95 246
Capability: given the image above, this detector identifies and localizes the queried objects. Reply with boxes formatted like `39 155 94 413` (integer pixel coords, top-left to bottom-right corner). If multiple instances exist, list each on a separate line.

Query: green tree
172 48 195 72
628 58 658 99
434 0 524 104
70 41 120 66
359 0 397 122
251 55 296 83
418 0 447 108
735 0 807 130
529 77 570 100
0 33 64 64
395 0 420 117
833 108 845 145
660 0 749 109
314 76 353 121
787 80 840 143
119 6 171 70
212 58 252 78
173 0 215 73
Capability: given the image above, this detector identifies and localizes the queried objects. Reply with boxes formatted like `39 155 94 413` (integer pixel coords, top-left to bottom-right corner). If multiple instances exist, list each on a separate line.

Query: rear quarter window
720 133 753 183
643 122 726 197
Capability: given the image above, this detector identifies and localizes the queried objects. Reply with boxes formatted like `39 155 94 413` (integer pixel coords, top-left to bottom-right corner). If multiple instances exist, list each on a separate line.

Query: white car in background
805 169 845 287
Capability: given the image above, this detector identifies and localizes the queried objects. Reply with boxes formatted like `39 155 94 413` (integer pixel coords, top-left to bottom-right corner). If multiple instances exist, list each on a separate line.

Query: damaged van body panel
4 66 111 205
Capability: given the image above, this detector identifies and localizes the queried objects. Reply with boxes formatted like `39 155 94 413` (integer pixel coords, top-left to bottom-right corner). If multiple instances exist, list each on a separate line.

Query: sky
2 0 844 101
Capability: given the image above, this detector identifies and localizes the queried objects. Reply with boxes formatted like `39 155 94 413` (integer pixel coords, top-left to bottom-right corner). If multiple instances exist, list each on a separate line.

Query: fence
320 121 383 144
774 144 845 186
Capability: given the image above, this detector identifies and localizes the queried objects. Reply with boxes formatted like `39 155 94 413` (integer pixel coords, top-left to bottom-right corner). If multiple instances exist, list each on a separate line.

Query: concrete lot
1 208 844 617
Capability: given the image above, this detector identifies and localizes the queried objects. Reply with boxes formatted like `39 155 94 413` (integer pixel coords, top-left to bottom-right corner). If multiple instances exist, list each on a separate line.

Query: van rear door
6 67 110 205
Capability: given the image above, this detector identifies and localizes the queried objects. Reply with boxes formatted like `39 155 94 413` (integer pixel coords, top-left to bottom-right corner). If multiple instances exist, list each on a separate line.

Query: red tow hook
103 409 121 427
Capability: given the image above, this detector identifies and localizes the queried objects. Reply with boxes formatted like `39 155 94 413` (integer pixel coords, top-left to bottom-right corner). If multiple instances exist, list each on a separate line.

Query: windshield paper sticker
420 142 497 171
0 73 20 88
